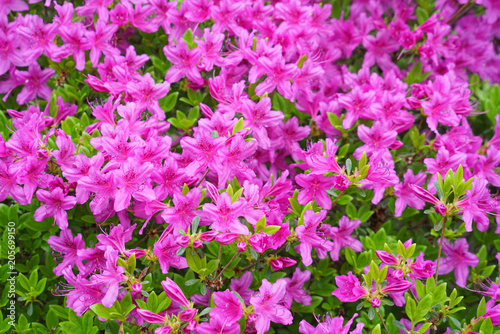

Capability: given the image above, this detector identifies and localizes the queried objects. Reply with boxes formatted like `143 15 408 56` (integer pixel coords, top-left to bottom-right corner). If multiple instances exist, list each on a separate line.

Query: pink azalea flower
203 191 249 235
438 238 479 287
230 272 254 305
295 174 335 210
210 290 243 324
283 268 312 308
197 313 240 334
456 177 493 232
14 63 55 105
47 229 85 276
34 187 77 230
393 170 427 217
163 41 203 85
153 232 188 273
295 210 334 266
324 216 363 261
250 278 293 334
161 188 202 234
332 271 368 302
126 73 170 120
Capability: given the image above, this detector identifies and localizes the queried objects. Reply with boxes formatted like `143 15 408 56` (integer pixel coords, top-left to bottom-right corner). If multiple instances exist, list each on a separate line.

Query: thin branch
215 252 239 281
195 168 210 187
377 309 390 334
434 217 448 285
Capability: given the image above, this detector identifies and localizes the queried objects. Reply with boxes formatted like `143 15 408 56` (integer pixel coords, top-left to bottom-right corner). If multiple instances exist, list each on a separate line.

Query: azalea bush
2 0 500 333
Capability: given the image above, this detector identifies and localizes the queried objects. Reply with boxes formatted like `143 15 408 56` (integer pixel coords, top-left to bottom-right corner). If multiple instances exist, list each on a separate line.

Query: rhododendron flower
250 279 293 334
203 191 249 235
438 238 479 287
34 187 77 230
210 290 243 324
332 272 368 302
296 210 333 266
296 174 335 210
456 177 493 232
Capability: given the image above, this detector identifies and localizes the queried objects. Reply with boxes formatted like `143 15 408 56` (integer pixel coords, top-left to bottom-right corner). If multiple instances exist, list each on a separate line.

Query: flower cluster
1 0 500 333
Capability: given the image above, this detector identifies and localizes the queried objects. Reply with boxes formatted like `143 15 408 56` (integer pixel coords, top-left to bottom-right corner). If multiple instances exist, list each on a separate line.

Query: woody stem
434 217 447 286
195 168 210 187
331 189 345 207
377 309 390 334
447 1 474 25
215 252 239 281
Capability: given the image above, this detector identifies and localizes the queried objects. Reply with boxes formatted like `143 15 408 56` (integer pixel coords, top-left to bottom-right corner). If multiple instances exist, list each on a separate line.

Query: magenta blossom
332 272 368 303
438 238 479 287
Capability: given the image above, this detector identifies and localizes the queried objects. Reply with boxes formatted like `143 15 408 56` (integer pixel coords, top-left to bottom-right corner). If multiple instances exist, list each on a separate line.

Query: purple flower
295 174 335 210
332 272 368 302
203 191 249 235
438 238 479 287
250 278 293 334
34 187 77 230
393 170 427 217
295 210 334 266
325 216 363 261
456 177 493 232
47 229 85 276
14 64 55 105
210 290 243 324
164 41 203 85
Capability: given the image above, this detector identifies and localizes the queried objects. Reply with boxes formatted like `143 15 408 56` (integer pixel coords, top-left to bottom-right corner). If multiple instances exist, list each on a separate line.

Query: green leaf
368 307 375 321
205 259 219 275
128 253 136 273
393 320 407 330
416 294 432 321
18 273 30 291
406 296 417 322
255 215 266 233
159 92 178 112
192 216 200 234
478 297 487 317
415 279 426 299
232 118 244 134
90 304 111 320
371 324 381 334
120 293 136 315
480 316 493 334
344 247 357 267
182 28 197 49
186 249 202 273
29 269 38 287
261 225 281 235
417 323 432 334
346 158 352 174
358 152 367 169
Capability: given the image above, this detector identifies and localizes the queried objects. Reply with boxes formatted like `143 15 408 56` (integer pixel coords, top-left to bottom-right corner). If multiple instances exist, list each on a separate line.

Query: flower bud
176 235 190 248
409 260 435 278
193 239 203 248
380 280 413 294
435 203 447 216
375 250 398 265
279 257 297 267
371 298 381 308
216 233 239 245
269 259 283 271
179 308 197 322
161 278 190 308
237 241 247 252
199 231 218 241
333 174 350 191
136 309 165 324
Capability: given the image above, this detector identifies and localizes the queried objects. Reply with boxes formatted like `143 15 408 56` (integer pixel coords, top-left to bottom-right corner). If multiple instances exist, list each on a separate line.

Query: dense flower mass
1 0 500 333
